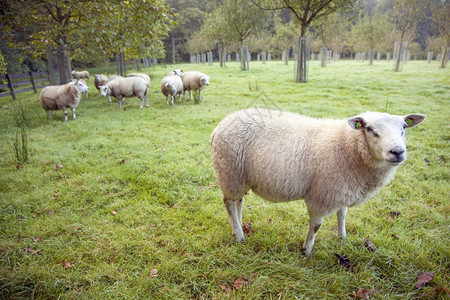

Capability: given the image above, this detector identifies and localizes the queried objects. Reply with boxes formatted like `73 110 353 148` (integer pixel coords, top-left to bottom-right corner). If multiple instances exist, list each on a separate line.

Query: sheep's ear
403 114 426 128
348 116 367 130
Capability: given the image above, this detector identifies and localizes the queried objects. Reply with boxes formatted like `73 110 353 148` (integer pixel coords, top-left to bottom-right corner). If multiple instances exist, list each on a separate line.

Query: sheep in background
99 77 148 109
160 75 183 106
129 73 150 88
94 74 108 95
71 70 90 81
168 69 183 77
40 80 89 122
70 79 88 99
181 71 209 101
211 109 425 256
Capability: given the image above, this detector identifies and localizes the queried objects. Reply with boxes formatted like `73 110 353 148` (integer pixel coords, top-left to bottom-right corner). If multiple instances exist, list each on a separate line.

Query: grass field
0 60 449 299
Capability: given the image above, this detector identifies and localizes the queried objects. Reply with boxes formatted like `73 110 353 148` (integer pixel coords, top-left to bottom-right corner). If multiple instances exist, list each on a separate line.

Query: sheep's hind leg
223 197 245 242
337 207 347 239
63 109 68 122
303 215 323 256
144 96 149 108
71 107 76 120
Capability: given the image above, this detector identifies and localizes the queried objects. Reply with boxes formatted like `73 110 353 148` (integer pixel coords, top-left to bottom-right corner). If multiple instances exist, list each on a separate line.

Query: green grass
0 60 449 299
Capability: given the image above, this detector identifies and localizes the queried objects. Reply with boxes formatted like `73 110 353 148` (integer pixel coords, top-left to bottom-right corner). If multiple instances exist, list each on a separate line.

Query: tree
222 0 266 70
392 0 426 71
251 0 358 83
430 0 450 68
1 0 175 82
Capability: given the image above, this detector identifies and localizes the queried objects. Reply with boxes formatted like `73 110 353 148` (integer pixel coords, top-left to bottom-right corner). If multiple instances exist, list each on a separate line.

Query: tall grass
0 60 448 299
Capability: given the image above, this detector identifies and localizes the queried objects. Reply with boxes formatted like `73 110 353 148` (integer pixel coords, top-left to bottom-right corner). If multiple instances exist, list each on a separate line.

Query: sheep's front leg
144 96 149 108
108 96 112 103
166 96 169 106
337 207 348 239
139 97 144 109
63 109 68 122
303 215 323 256
224 197 245 242
47 111 53 119
171 95 174 106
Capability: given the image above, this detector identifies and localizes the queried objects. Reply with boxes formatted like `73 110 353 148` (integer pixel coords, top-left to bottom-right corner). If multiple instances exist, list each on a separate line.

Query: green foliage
0 50 6 75
0 60 448 298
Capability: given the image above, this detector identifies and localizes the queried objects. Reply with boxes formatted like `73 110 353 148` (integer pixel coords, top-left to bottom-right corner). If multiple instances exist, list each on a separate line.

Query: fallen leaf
432 286 450 297
424 158 430 164
436 156 445 164
118 158 125 164
415 272 434 288
221 277 250 292
33 236 41 242
111 211 118 216
243 221 253 235
24 247 42 255
389 211 400 217
364 236 377 252
267 218 273 224
42 209 54 215
391 234 399 240
62 260 74 269
349 289 375 299
53 193 60 197
146 268 158 278
54 164 63 171
334 253 352 270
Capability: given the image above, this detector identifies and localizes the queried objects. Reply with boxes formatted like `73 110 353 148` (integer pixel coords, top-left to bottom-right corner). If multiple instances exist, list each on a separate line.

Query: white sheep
168 69 183 77
160 75 183 106
70 79 88 99
71 70 90 81
99 77 149 109
94 74 108 95
210 108 425 256
40 80 89 122
129 73 150 88
181 71 209 101
105 75 125 103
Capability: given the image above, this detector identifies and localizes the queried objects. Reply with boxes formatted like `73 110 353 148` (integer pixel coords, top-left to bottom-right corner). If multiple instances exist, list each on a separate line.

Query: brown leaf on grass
33 236 41 242
42 209 54 215
111 211 118 216
391 234 399 240
221 277 250 293
62 260 74 269
118 158 125 164
243 221 253 235
389 211 400 217
364 236 377 252
415 272 434 288
54 164 63 172
334 253 352 270
424 157 430 164
24 247 42 255
349 289 375 299
436 156 445 164
432 286 450 297
146 268 158 278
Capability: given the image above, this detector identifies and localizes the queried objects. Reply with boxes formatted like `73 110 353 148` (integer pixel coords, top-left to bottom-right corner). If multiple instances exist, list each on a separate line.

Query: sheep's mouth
387 159 404 166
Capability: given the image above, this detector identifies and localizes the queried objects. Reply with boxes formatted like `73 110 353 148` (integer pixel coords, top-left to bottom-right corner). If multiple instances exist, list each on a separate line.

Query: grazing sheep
160 75 183 106
168 69 183 77
71 70 90 81
94 74 108 95
211 108 425 256
129 73 150 88
99 77 148 109
40 80 89 122
70 79 88 99
104 76 124 103
181 71 209 101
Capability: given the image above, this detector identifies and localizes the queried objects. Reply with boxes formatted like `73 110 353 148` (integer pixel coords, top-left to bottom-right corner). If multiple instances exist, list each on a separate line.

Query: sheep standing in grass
105 76 124 103
40 80 89 122
160 75 183 106
71 70 90 81
181 71 209 101
211 108 425 256
99 77 148 109
129 73 150 88
94 74 108 95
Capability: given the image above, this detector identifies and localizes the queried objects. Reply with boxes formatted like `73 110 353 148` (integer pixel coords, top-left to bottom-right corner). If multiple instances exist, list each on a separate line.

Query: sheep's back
181 71 203 90
113 77 147 97
40 83 80 110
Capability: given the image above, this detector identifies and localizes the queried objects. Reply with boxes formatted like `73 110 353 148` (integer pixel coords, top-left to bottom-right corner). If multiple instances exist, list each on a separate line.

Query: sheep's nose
390 148 405 159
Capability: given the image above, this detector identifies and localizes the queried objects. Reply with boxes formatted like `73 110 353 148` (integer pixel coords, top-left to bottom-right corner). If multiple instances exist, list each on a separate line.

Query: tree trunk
46 47 56 85
295 35 307 83
440 46 448 68
240 42 246 70
172 35 176 64
56 42 70 84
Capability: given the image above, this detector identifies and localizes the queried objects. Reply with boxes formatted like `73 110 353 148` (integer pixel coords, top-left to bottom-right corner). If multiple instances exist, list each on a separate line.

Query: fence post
29 71 37 93
6 74 16 100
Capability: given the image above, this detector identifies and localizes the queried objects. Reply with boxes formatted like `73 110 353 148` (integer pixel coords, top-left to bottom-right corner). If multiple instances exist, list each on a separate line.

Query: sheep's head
74 80 89 93
99 85 110 96
348 112 425 166
165 82 176 93
173 69 183 76
200 75 210 86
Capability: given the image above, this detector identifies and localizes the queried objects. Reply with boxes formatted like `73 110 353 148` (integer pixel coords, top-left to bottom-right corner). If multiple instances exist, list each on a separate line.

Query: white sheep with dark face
211 109 425 256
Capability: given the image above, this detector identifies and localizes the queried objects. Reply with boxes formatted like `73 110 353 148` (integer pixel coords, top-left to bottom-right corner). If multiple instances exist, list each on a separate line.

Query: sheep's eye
366 127 379 137
366 127 372 132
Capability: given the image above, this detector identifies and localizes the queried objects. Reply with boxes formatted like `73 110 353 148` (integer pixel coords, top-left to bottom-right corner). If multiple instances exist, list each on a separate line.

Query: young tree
430 0 449 68
251 0 358 82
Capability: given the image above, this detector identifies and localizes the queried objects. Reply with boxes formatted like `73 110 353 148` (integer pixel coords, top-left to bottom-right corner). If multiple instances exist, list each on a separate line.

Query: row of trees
181 0 449 81
1 0 177 84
